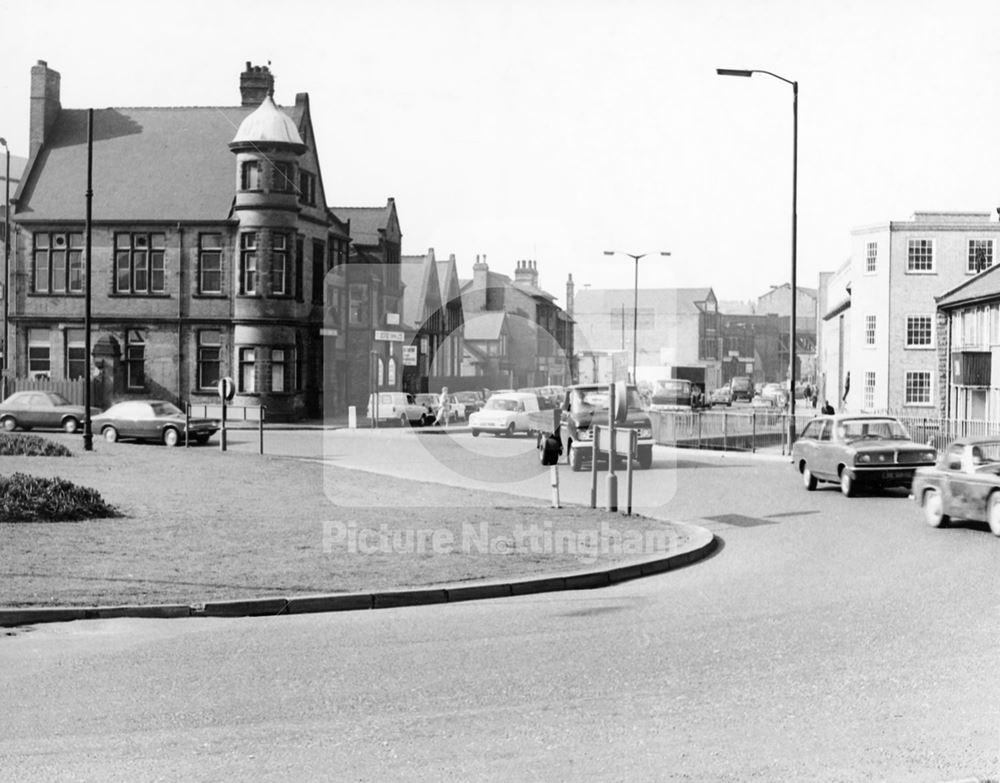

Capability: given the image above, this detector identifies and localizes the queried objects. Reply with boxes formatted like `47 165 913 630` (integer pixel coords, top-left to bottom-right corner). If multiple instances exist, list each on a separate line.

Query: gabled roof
464 311 507 341
400 251 443 329
330 199 399 247
573 287 717 316
936 263 1000 309
436 254 463 306
14 105 304 222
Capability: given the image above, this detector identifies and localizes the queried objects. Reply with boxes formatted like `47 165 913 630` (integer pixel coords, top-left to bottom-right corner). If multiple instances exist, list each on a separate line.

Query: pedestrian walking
434 386 451 427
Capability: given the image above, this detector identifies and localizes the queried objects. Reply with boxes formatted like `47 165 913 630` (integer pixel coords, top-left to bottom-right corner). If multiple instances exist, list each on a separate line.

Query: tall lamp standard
716 67 798 443
0 137 9 400
603 250 671 384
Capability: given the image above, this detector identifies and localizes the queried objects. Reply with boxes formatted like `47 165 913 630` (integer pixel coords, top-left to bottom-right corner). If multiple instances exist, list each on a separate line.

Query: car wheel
471 429 480 437
638 446 653 470
988 493 1000 537
62 417 80 434
103 426 119 443
506 423 515 437
163 428 180 447
195 434 210 445
570 447 584 472
839 468 855 498
801 463 817 491
1 416 16 432
922 487 949 528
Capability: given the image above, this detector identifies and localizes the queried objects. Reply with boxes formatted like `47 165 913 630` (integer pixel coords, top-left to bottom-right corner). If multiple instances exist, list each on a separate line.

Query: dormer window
241 160 262 191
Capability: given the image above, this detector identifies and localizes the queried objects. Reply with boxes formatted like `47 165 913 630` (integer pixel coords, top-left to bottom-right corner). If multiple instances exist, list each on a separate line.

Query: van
729 376 753 403
366 392 431 426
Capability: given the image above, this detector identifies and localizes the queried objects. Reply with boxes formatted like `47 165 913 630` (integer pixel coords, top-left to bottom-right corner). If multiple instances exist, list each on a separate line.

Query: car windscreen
150 402 183 417
484 398 519 411
569 388 644 414
839 418 911 442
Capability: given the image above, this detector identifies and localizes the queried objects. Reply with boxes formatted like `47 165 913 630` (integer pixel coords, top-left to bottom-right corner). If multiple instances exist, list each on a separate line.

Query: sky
3 0 1000 306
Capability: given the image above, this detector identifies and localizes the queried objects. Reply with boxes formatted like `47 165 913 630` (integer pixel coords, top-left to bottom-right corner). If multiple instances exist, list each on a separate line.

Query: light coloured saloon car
792 414 937 497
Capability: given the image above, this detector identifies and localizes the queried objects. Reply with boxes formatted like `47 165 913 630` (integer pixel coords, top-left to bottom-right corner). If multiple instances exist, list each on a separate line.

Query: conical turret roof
230 94 305 151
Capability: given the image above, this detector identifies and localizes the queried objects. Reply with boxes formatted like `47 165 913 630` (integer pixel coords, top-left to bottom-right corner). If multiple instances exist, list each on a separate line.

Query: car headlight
922 451 936 462
856 453 872 464
637 427 652 439
577 428 593 441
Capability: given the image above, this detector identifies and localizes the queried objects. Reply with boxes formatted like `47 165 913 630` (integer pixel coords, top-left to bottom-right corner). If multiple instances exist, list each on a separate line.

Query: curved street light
716 67 798 443
603 250 671 384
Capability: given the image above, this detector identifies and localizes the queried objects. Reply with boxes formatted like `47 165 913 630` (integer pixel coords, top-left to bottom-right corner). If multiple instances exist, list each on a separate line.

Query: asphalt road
2 430 998 782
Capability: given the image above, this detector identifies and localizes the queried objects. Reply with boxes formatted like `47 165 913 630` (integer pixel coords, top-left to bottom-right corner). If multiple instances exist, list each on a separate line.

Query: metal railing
187 403 266 454
651 408 1000 455
650 408 810 454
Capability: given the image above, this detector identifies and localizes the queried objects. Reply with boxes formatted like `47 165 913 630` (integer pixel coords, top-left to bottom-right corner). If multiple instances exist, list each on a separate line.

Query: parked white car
366 392 431 427
469 392 541 437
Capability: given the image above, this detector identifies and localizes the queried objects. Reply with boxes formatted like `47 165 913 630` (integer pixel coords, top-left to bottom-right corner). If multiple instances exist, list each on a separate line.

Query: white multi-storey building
839 211 1000 414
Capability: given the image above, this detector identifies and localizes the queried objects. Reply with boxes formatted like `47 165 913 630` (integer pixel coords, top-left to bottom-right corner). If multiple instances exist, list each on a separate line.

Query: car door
18 393 45 428
939 445 970 518
811 420 836 480
116 402 147 439
794 420 820 473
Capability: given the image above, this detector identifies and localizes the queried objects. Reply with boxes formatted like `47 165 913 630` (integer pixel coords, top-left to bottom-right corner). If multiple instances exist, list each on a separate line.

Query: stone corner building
9 60 349 420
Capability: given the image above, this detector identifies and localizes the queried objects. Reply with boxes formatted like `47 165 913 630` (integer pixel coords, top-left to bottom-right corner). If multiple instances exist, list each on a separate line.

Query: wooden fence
7 377 101 406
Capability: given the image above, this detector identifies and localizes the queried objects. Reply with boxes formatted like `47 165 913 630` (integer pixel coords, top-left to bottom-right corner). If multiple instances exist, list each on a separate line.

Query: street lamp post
0 138 9 400
603 250 671 384
716 67 798 444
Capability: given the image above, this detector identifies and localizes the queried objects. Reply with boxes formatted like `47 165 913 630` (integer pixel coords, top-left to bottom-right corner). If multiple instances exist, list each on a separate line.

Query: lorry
562 383 655 471
575 350 629 385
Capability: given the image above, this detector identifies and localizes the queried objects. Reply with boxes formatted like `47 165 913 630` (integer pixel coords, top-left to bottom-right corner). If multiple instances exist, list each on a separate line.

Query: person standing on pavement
434 386 451 427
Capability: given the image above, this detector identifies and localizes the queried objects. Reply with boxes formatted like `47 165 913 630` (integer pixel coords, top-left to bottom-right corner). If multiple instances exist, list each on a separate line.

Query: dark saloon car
791 414 937 497
562 383 654 471
0 391 101 433
91 400 219 446
911 437 1000 535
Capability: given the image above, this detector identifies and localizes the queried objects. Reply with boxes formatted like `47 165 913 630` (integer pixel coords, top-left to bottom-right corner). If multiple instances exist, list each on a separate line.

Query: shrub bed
0 433 72 457
0 473 120 522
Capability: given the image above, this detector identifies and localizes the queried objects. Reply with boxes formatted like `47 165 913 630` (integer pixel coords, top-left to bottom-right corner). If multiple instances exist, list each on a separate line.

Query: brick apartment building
9 60 350 420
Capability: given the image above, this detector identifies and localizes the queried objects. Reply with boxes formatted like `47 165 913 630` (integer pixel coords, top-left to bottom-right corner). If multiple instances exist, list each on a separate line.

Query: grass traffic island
0 433 120 523
0 434 693 608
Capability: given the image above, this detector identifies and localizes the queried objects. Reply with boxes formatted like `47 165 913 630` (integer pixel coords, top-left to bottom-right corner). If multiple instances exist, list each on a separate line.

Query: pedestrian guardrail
186 403 266 454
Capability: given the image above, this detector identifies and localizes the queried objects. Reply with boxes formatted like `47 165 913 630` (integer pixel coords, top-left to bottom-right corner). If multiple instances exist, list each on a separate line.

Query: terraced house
9 60 350 420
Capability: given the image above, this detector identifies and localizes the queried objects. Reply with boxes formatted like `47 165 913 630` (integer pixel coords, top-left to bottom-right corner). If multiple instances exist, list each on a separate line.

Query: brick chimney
514 259 539 288
566 273 574 317
29 60 61 158
240 62 274 107
466 254 489 313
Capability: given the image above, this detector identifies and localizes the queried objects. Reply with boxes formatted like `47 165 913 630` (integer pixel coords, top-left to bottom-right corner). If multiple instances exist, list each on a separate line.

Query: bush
0 433 72 457
0 473 120 522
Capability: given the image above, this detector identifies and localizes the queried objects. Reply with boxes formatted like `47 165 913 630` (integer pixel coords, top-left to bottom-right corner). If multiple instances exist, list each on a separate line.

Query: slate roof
936 262 1000 309
400 252 442 329
464 311 507 341
330 205 392 246
14 105 304 222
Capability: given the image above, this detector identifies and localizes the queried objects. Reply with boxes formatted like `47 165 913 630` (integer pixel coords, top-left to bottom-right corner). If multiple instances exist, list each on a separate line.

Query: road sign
374 330 404 342
218 376 236 402
402 345 418 366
